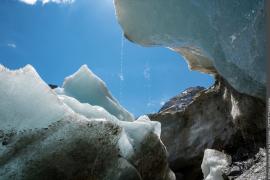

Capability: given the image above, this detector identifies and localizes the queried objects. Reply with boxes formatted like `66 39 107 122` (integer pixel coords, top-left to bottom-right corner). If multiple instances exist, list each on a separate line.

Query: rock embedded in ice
58 65 134 121
0 64 174 180
201 149 231 180
114 0 266 99
0 116 174 180
0 116 136 180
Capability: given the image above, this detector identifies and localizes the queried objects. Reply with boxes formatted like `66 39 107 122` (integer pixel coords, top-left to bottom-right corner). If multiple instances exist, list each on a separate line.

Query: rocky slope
149 76 266 180
201 148 266 180
231 148 266 180
159 86 205 113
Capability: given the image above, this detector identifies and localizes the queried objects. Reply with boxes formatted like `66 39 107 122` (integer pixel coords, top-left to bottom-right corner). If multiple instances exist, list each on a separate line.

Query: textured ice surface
58 95 162 159
0 64 174 179
201 149 231 180
56 65 134 121
114 0 266 99
0 65 70 131
58 94 119 122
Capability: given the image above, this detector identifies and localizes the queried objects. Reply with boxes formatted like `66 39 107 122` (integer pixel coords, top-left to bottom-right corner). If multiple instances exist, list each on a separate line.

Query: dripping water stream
119 34 125 102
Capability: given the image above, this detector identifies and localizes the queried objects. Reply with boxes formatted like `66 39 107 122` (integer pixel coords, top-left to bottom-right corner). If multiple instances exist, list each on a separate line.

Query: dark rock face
149 76 266 180
159 86 205 113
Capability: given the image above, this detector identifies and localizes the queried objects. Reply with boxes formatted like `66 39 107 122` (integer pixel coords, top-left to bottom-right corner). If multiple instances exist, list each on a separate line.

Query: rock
235 159 266 180
228 166 242 177
174 173 184 180
48 84 58 89
159 86 205 113
114 0 266 99
149 76 265 179
1 140 8 146
232 148 266 180
201 148 266 180
0 65 175 180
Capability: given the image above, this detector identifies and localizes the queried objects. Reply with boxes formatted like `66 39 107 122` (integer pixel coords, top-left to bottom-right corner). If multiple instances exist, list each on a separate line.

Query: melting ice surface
0 64 162 162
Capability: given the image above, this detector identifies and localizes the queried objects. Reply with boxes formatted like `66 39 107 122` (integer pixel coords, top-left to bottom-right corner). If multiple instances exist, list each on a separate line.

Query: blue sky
0 0 213 116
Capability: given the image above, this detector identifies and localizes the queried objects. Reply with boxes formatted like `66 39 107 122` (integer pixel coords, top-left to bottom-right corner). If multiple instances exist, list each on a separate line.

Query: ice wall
114 0 266 99
0 64 174 179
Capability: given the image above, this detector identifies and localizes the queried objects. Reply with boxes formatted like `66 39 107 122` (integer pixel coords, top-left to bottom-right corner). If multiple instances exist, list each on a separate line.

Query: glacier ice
0 64 174 180
114 0 266 99
119 115 161 152
56 65 134 121
58 94 119 122
201 149 231 180
0 65 71 131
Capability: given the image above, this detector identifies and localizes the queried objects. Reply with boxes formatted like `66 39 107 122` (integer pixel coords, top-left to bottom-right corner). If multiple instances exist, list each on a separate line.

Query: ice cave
0 0 267 180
